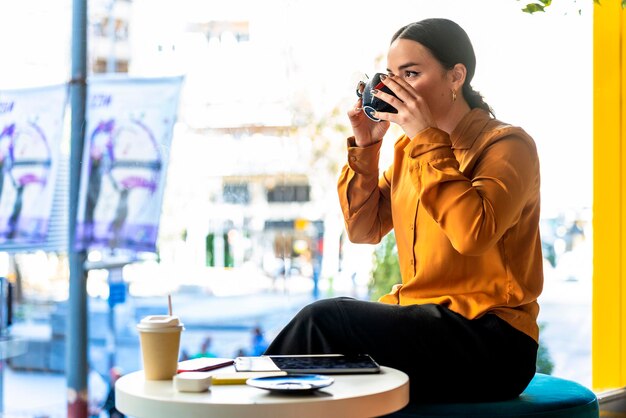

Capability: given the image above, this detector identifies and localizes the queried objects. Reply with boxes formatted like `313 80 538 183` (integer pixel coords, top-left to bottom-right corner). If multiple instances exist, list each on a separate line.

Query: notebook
234 354 380 374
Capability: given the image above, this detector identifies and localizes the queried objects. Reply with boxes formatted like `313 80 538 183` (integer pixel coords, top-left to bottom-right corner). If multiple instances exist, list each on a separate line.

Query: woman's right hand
347 98 390 147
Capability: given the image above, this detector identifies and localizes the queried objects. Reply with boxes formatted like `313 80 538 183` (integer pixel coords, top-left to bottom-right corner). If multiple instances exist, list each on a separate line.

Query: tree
537 323 555 374
521 0 626 13
368 232 401 301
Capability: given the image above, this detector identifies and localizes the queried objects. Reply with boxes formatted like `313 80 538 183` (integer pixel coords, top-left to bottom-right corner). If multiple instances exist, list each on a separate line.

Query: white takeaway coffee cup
137 315 184 380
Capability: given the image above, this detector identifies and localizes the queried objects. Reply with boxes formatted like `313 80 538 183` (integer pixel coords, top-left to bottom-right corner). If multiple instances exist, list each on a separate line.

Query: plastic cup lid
137 315 183 330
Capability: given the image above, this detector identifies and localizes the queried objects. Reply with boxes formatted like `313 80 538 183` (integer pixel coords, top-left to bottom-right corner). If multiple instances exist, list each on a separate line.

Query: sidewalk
2 367 66 418
538 270 592 387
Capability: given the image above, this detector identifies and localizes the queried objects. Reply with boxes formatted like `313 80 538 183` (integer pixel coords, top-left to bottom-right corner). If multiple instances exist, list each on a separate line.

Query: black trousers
264 297 538 402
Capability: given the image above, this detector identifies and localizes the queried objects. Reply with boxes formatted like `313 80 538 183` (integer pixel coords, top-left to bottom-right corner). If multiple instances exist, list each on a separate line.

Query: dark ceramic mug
356 73 399 122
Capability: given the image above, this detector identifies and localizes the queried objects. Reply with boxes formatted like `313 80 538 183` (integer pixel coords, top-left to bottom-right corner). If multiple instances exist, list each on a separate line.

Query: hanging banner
76 75 184 252
0 84 67 245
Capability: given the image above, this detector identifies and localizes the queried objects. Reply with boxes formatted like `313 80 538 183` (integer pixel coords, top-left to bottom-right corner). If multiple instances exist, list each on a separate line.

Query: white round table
116 366 409 418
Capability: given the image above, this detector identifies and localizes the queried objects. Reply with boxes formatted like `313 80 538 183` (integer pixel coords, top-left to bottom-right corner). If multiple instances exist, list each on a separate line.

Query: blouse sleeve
337 137 394 244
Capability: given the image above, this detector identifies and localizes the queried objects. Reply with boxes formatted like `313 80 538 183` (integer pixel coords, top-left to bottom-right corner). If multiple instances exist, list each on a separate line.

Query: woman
265 18 542 402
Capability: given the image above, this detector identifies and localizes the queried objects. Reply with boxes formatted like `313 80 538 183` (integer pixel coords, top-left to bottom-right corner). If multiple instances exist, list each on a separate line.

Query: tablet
234 354 380 374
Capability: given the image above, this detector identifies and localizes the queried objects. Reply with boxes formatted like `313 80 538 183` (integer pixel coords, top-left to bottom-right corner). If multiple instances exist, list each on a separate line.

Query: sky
0 0 593 214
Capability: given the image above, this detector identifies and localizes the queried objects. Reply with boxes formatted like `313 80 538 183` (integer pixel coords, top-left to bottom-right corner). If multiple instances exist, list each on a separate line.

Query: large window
0 0 595 415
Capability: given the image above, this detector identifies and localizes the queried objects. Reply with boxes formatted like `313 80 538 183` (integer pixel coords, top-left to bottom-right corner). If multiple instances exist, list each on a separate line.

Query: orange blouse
337 108 543 342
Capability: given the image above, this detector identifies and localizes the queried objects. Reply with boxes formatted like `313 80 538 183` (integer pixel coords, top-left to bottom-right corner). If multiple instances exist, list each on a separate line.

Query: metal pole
106 266 124 374
67 0 89 417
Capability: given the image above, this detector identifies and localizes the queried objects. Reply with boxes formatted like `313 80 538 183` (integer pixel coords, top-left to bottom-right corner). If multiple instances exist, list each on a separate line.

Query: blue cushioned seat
383 373 599 418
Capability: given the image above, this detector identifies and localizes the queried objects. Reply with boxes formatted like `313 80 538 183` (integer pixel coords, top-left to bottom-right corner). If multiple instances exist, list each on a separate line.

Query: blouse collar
449 108 492 150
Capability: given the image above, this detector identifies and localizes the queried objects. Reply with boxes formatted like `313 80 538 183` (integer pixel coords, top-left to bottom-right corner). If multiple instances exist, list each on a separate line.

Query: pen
177 359 235 374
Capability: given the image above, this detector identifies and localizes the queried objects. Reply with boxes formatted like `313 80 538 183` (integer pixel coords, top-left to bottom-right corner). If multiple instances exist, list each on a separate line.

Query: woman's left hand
372 74 436 139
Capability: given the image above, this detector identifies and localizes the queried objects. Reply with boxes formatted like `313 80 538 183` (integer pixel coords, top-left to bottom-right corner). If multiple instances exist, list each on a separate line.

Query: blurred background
0 0 592 416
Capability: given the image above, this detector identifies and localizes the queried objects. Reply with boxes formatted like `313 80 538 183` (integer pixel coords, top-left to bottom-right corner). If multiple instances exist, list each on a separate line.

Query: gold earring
452 89 457 102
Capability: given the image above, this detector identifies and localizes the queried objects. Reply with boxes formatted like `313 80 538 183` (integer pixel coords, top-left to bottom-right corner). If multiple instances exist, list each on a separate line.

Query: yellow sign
294 219 309 231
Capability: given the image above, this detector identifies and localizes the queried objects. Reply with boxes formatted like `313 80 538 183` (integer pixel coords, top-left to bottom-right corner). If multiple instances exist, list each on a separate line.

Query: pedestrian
102 367 124 418
265 18 543 403
88 366 108 418
191 336 217 359
250 326 268 356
